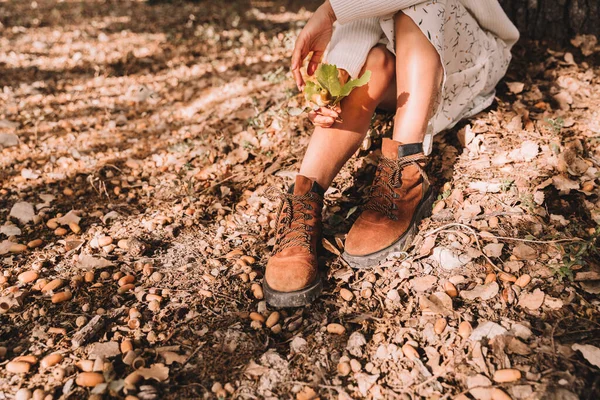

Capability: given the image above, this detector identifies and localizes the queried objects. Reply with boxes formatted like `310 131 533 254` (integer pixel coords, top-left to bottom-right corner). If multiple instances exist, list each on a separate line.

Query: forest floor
1 1 600 399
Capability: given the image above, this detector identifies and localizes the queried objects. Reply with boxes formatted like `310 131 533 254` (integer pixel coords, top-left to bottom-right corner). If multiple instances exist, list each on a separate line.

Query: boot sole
263 276 323 308
342 188 436 269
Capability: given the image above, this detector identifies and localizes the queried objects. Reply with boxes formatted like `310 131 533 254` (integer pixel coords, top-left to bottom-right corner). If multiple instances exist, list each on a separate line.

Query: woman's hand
291 0 337 90
308 105 341 128
307 69 348 128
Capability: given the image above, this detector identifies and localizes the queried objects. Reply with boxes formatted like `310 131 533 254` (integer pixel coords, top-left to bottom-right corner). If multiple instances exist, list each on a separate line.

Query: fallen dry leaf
518 288 545 310
572 344 600 368
460 282 499 301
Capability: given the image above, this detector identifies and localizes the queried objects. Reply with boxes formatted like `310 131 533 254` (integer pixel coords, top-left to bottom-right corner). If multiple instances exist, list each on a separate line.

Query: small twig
490 235 583 244
423 222 584 273
199 171 245 195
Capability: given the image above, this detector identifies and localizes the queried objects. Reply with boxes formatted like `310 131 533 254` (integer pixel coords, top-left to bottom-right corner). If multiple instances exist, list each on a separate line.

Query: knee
362 45 395 84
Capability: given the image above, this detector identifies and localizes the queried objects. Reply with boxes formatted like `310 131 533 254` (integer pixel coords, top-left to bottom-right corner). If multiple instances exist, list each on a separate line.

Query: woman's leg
342 11 444 267
298 45 396 190
392 12 443 143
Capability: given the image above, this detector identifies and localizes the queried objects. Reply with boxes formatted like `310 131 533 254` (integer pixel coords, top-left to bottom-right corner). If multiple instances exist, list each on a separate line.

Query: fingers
317 107 339 118
291 35 308 90
308 108 339 128
307 50 324 76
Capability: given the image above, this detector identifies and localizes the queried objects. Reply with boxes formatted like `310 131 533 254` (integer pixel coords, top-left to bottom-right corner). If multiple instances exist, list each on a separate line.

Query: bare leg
299 45 396 189
392 12 443 144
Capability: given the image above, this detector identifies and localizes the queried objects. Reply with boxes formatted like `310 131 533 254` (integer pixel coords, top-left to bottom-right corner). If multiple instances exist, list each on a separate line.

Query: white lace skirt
379 0 513 154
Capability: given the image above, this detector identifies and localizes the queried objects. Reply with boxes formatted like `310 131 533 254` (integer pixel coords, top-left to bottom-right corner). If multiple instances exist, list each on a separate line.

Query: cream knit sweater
326 0 520 78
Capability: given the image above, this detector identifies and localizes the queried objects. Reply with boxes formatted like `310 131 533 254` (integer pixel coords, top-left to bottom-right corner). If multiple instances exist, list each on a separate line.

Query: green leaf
304 80 321 104
315 64 342 97
339 70 371 98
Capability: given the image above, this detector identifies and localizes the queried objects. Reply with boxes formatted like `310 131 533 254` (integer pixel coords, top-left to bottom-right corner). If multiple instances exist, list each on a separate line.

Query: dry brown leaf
518 289 545 310
460 282 499 301
572 344 600 368
513 243 537 260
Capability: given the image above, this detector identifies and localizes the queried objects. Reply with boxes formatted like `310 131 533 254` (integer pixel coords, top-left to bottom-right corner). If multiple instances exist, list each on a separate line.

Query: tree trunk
499 0 600 43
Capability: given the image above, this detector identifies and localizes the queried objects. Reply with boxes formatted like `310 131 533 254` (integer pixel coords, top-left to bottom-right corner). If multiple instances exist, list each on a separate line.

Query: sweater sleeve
329 0 428 24
325 17 382 78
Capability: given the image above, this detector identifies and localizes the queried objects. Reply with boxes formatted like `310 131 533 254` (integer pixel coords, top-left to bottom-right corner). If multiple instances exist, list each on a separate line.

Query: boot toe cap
345 216 400 256
265 256 318 292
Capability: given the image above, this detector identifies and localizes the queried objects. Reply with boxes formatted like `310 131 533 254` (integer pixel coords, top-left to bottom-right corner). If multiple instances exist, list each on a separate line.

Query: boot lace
364 153 428 220
264 187 322 254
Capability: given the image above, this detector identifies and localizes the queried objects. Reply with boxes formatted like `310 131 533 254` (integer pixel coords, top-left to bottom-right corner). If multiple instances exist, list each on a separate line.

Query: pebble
148 300 160 312
84 271 95 283
76 372 105 387
340 288 354 301
491 388 512 400
458 321 473 338
46 219 58 229
142 263 154 276
76 316 88 327
224 383 235 394
14 355 37 364
434 318 447 334
249 312 265 323
54 227 68 236
150 272 163 283
117 284 135 294
515 274 531 288
9 243 27 253
240 255 255 265
32 389 45 400
118 275 135 287
69 222 81 234
499 272 517 283
251 283 263 299
326 323 346 335
40 353 63 368
27 239 43 249
265 312 280 328
6 361 31 373
350 359 361 372
42 279 63 293
337 362 351 376
15 388 31 400
225 249 244 259
53 368 66 381
485 273 497 284
402 344 419 359
432 200 446 214
98 236 113 247
51 291 72 303
128 318 141 329
120 339 134 354
444 282 458 298
493 368 521 383
18 271 38 284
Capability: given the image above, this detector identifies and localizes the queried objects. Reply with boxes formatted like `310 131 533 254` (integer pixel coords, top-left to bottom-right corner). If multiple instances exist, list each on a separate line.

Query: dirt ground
1 1 600 399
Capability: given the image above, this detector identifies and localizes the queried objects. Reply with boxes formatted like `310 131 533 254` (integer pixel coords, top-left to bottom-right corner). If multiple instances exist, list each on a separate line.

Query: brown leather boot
263 175 324 307
343 138 435 268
